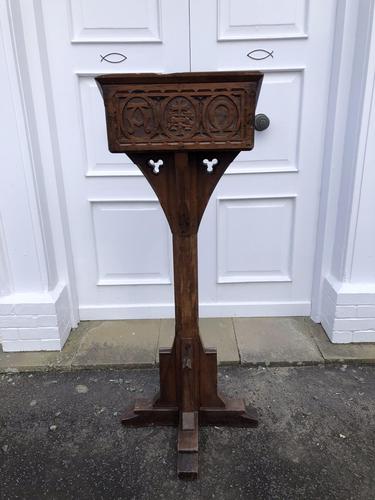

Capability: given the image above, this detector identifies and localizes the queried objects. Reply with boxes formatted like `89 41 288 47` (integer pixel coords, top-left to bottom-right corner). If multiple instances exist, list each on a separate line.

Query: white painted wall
0 0 77 351
317 0 375 342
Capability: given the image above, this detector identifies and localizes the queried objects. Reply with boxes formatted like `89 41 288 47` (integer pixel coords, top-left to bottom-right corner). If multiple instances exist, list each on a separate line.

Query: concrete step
1 317 375 373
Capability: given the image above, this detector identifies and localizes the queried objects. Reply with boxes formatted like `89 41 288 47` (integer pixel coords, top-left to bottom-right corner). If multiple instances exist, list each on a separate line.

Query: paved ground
2 317 375 372
1 364 375 499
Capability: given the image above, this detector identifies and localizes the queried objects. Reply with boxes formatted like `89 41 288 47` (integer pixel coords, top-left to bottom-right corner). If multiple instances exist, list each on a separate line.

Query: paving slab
158 318 175 350
0 326 82 373
71 319 160 368
158 318 239 364
234 317 323 365
199 318 239 364
310 322 375 363
2 316 375 372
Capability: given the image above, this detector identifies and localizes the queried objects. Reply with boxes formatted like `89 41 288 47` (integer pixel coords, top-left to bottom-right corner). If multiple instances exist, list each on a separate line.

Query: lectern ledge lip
95 70 263 87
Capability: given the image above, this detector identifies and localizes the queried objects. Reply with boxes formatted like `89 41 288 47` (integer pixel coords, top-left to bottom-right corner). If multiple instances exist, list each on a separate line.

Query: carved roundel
204 95 240 138
122 96 156 138
163 96 197 139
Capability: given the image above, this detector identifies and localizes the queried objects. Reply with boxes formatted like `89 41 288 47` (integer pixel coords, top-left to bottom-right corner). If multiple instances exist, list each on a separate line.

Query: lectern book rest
96 71 264 479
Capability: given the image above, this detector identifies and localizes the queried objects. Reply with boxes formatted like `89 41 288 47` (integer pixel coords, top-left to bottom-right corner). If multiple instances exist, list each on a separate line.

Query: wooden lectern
96 71 263 478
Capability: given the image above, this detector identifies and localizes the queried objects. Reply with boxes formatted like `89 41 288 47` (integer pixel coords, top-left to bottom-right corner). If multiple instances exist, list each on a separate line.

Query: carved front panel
97 72 262 151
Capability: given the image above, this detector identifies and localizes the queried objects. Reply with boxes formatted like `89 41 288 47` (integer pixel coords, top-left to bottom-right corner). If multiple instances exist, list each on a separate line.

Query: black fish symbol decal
100 52 127 64
247 49 274 61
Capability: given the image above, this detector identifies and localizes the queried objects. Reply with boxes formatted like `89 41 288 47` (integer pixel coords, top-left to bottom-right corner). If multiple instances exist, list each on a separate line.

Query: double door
39 0 336 318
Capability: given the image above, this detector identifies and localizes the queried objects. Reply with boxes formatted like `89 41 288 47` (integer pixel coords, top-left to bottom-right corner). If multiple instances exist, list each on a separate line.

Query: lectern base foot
121 396 258 479
177 411 199 479
121 397 258 428
200 397 259 427
121 398 178 426
177 452 198 479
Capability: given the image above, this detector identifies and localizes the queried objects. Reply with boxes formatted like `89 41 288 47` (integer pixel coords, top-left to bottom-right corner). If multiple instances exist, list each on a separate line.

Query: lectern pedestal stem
173 233 199 341
173 233 199 413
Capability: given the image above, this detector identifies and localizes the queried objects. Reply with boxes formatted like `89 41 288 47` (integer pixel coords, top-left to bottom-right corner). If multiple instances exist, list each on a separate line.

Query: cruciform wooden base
122 401 258 479
121 337 258 479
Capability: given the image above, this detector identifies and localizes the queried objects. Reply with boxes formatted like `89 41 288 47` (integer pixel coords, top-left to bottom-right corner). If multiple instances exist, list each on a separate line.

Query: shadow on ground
1 365 374 499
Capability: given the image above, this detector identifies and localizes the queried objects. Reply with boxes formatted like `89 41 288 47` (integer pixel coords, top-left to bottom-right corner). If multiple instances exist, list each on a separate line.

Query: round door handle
255 113 270 131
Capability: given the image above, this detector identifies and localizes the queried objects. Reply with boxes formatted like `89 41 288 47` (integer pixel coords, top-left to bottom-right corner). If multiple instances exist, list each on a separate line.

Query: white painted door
39 0 190 319
191 0 336 316
39 0 336 319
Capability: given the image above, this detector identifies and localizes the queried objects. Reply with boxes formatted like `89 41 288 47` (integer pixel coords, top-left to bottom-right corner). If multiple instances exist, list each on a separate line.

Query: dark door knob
255 113 270 131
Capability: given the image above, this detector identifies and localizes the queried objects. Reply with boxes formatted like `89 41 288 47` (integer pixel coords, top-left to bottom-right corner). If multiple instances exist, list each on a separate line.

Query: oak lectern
96 71 263 478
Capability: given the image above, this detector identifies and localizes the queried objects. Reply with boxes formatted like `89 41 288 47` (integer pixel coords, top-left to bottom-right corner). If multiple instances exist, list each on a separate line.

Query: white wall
317 0 375 342
0 0 77 351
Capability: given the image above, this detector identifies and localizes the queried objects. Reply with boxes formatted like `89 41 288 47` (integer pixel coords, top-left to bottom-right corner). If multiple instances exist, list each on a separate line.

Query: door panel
217 0 309 40
217 196 295 283
79 76 138 176
229 71 303 174
70 0 162 43
191 0 336 314
40 0 189 318
91 200 172 286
